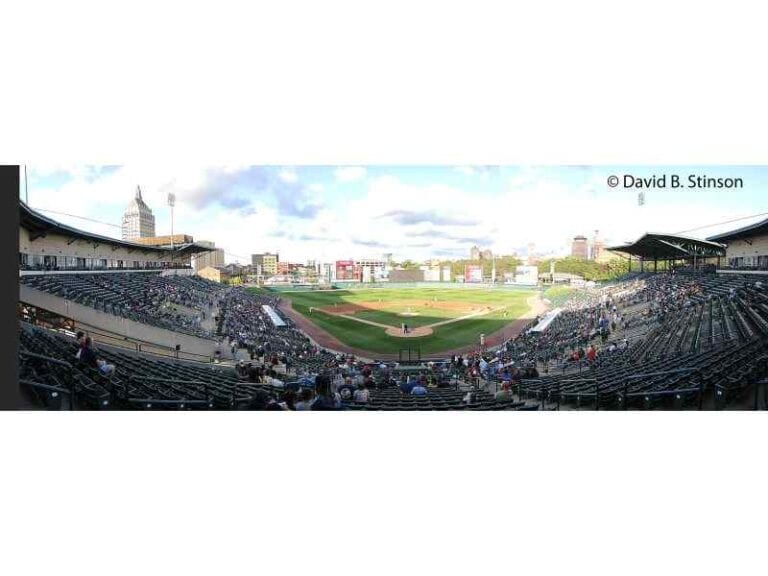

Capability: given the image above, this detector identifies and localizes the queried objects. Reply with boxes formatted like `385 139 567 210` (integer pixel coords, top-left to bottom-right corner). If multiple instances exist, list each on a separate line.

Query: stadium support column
628 254 632 273
640 258 644 273
654 259 658 273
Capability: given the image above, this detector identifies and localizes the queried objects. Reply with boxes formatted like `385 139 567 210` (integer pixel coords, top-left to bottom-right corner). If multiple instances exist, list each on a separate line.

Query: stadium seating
18 323 541 410
21 272 225 338
494 273 768 409
17 270 768 410
19 323 283 410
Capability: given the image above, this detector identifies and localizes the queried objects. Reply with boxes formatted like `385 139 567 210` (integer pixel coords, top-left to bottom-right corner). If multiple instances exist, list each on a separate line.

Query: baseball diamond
267 286 544 356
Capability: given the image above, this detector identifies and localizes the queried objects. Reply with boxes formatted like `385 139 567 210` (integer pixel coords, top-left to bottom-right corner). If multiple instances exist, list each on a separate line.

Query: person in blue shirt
411 384 428 396
400 375 416 395
311 373 342 410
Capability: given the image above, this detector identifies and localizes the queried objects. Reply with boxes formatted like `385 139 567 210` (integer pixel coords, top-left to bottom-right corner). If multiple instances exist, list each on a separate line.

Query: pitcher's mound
385 326 433 338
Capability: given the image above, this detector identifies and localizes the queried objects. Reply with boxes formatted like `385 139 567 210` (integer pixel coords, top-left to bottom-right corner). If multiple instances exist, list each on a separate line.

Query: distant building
357 258 388 282
252 252 279 276
481 249 493 260
197 266 231 283
193 241 225 271
590 230 605 261
526 242 538 265
322 263 333 283
470 245 481 260
223 263 246 278
277 262 310 277
514 265 539 286
571 235 589 260
121 186 156 240
420 263 441 282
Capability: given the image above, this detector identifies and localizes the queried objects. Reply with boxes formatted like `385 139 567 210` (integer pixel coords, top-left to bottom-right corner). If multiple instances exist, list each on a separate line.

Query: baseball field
257 285 544 357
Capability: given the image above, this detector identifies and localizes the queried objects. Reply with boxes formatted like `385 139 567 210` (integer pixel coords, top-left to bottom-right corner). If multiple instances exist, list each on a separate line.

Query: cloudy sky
20 165 768 264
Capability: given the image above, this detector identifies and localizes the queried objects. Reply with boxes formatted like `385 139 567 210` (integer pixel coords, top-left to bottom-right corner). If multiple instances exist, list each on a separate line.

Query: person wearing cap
495 382 513 401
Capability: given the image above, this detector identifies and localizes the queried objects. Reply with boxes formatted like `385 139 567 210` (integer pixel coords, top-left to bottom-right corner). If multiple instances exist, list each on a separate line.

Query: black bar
1 166 20 409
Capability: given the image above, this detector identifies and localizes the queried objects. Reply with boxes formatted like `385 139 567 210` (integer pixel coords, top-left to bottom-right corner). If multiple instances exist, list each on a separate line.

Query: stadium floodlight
168 193 176 251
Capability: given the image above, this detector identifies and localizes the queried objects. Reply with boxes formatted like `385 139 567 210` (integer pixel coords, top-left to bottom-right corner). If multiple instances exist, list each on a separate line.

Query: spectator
279 389 296 411
311 373 341 410
337 378 356 402
74 331 86 361
353 382 370 404
400 376 416 395
411 383 428 396
294 388 315 411
77 337 115 377
495 383 513 401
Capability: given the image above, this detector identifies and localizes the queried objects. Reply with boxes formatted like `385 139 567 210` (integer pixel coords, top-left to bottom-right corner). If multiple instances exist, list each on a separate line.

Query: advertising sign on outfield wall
464 264 482 283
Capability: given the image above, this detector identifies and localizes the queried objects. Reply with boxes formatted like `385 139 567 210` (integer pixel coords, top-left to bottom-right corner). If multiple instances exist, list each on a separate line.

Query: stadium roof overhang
706 217 768 243
19 200 212 256
605 233 726 260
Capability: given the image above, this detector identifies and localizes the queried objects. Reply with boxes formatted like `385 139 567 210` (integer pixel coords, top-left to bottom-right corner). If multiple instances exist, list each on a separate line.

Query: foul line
312 302 521 331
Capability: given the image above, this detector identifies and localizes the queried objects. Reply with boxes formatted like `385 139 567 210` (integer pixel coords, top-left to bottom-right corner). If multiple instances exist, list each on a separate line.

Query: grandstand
14 198 768 410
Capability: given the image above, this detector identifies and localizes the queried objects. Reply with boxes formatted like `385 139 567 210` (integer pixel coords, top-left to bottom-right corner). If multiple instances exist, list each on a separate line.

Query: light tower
168 192 176 251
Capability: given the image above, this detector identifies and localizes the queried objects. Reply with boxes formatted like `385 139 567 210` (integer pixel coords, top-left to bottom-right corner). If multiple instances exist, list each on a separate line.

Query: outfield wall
331 282 539 291
265 282 540 292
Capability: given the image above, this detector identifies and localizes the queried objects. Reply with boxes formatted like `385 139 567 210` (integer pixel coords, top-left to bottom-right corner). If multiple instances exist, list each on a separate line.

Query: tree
537 256 626 282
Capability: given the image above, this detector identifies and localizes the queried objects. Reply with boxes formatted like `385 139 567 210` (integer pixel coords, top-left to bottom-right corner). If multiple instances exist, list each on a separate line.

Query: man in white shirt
353 383 370 403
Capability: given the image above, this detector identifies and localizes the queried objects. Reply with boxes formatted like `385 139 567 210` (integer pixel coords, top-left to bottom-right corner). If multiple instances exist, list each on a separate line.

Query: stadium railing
73 324 216 364
19 264 193 272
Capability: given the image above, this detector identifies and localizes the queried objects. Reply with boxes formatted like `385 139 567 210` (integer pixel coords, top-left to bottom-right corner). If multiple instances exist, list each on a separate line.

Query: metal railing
73 324 215 364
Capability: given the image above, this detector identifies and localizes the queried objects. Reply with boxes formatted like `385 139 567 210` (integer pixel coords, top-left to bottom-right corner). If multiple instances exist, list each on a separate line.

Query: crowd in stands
17 269 768 410
21 273 226 338
19 322 539 410
217 288 338 372
479 273 768 408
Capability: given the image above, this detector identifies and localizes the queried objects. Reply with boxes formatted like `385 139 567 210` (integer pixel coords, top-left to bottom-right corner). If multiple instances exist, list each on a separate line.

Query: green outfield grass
262 286 536 355
542 285 575 307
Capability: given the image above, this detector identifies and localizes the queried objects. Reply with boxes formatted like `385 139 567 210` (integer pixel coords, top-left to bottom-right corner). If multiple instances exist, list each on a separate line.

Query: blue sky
21 165 768 264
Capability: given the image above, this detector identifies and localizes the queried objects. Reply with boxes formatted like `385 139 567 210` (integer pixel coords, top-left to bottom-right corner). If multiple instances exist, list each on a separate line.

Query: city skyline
20 165 768 264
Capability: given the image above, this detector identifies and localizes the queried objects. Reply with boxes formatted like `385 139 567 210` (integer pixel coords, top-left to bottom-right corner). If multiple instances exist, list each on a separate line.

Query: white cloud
334 166 366 183
24 165 761 265
455 166 492 181
278 168 298 183
454 166 476 176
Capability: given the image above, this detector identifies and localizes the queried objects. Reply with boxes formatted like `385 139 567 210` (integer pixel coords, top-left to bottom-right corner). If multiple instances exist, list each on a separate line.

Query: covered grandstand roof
19 200 212 256
605 233 726 259
706 216 768 242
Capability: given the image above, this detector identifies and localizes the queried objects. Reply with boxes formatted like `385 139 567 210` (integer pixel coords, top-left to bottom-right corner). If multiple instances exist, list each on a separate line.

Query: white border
3 2 767 575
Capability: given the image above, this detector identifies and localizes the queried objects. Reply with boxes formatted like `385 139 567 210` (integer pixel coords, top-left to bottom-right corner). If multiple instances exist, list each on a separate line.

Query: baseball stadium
13 168 768 411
